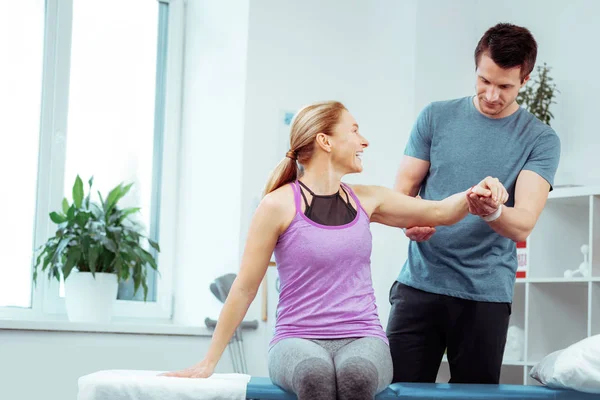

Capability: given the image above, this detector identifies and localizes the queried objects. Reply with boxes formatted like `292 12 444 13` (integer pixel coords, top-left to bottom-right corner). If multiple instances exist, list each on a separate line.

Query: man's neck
473 96 520 119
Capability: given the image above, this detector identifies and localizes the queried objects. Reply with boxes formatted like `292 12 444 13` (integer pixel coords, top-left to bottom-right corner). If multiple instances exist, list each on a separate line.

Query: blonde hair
263 101 347 196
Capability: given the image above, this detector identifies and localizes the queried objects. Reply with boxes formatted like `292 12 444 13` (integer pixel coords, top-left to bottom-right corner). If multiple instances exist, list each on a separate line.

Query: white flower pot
64 271 118 323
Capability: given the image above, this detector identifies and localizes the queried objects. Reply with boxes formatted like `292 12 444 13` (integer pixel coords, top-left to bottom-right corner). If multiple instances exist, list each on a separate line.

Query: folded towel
77 369 252 400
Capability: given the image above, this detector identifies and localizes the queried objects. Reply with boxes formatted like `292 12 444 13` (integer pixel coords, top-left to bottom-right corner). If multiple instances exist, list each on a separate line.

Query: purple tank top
270 181 388 347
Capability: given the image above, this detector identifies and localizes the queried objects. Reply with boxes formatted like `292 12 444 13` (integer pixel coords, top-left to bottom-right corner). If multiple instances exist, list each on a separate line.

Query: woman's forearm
203 284 257 367
436 190 470 226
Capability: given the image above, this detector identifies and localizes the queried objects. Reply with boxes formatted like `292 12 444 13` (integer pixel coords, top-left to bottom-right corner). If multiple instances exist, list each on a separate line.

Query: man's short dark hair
475 23 537 82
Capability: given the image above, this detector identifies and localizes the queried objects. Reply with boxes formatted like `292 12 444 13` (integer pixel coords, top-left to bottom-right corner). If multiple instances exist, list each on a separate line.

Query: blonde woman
163 101 506 400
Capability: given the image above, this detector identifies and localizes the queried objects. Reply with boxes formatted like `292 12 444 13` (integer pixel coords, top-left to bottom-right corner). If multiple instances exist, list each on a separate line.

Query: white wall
170 0 272 379
414 0 600 186
414 0 478 111
173 0 250 325
0 330 228 399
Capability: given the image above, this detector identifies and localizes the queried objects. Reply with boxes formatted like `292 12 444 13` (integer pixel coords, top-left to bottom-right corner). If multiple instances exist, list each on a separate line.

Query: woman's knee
293 358 336 400
336 357 379 399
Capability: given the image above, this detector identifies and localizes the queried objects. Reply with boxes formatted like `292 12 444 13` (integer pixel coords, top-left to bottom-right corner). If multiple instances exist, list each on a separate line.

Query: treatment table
245 377 599 399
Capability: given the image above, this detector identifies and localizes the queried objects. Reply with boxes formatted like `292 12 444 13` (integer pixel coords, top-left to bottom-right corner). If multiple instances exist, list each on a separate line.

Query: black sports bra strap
340 185 351 204
298 180 316 196
298 184 311 210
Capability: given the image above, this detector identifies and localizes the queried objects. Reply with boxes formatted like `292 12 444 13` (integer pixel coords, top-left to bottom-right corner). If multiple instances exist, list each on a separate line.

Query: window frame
0 0 185 322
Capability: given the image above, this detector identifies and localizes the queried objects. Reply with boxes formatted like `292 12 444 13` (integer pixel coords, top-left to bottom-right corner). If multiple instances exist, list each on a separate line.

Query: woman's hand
160 359 216 379
468 176 509 217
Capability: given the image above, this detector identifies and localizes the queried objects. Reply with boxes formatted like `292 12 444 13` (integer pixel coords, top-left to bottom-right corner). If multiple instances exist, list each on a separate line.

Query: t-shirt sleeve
522 129 561 191
404 104 433 161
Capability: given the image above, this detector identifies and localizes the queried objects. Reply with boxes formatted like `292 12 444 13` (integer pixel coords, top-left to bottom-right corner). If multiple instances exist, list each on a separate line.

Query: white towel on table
77 369 252 400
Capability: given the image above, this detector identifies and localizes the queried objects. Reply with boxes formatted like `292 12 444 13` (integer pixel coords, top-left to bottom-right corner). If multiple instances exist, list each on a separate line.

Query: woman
162 101 506 399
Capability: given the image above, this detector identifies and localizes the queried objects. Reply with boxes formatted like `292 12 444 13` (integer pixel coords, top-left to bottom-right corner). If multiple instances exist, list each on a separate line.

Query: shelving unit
437 185 600 385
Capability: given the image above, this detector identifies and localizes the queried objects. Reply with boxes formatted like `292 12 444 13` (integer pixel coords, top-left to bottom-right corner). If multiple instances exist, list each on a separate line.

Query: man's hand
468 176 509 217
404 226 436 241
404 195 436 241
159 359 215 379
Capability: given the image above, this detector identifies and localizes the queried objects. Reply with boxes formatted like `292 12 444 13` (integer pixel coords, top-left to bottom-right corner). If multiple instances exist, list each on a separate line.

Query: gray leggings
268 337 393 400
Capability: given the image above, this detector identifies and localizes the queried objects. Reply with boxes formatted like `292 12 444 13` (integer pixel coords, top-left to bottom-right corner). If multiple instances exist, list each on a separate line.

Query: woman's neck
300 165 344 195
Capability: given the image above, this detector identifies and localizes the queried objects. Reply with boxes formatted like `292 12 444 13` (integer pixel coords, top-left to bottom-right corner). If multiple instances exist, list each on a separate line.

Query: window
0 0 46 308
1 0 183 320
62 0 161 302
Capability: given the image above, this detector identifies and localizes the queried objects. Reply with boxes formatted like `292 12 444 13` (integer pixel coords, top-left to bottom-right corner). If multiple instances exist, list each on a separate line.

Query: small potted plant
33 175 160 323
517 62 559 126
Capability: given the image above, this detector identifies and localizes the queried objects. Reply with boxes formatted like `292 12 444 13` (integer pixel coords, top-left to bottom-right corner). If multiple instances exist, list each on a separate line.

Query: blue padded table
246 377 600 400
246 377 398 399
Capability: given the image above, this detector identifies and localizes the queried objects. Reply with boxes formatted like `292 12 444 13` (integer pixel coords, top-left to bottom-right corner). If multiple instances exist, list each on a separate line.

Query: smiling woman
161 100 505 400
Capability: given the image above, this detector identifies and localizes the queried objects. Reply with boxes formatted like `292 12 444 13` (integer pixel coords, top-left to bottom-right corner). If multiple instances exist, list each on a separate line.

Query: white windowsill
0 318 214 337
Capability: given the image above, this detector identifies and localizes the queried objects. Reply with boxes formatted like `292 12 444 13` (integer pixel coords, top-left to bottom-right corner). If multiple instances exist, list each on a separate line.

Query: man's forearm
487 205 536 242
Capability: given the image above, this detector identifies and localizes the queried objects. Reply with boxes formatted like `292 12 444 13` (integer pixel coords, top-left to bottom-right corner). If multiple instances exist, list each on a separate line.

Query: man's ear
521 74 531 88
315 133 332 153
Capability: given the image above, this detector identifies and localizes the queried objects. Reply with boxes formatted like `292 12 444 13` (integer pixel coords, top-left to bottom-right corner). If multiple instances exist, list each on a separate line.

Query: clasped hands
405 176 508 242
468 176 508 219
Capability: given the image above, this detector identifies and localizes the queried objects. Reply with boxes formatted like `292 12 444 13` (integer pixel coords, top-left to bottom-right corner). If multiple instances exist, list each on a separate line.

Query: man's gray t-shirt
399 96 561 303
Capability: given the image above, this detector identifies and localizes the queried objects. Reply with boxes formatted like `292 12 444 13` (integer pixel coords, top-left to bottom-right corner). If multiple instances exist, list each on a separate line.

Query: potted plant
33 175 160 323
517 62 559 126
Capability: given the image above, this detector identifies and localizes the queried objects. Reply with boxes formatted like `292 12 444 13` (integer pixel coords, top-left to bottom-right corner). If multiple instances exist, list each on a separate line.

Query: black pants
386 281 511 384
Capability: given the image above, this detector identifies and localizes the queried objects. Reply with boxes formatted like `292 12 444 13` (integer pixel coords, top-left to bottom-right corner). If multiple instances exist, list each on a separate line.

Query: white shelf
549 185 600 199
436 186 600 385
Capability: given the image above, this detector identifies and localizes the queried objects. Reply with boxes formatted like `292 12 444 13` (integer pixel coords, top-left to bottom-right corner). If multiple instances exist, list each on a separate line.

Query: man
387 23 561 384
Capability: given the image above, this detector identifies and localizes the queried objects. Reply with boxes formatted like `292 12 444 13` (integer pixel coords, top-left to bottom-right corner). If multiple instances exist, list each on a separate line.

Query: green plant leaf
118 207 141 222
134 247 158 270
98 191 105 210
49 212 67 224
73 175 84 208
147 238 160 252
40 241 57 272
67 205 76 221
122 182 134 197
101 237 117 253
51 236 72 265
81 235 91 263
75 211 90 228
85 176 94 208
116 256 129 280
101 252 114 273
141 278 148 301
34 247 48 270
105 184 124 214
88 245 99 274
105 182 134 215
62 198 69 214
62 247 81 280
90 203 103 219
133 272 141 294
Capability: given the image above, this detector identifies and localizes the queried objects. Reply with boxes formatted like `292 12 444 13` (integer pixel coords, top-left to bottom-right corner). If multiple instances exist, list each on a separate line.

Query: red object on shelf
516 240 528 278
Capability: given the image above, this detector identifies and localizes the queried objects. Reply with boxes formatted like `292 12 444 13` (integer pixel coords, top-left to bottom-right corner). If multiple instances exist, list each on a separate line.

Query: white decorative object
504 325 525 361
563 244 590 278
65 271 118 323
